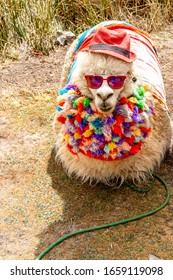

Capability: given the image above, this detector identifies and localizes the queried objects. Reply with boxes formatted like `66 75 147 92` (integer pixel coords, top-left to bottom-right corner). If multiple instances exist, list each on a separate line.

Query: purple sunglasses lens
108 76 126 89
85 75 103 89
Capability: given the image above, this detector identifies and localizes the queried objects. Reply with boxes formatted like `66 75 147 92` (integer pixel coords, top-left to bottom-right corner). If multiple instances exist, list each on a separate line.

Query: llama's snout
95 85 118 113
96 89 114 101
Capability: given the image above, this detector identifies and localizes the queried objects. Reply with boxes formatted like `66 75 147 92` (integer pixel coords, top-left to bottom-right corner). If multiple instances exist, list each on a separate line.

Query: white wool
54 43 172 185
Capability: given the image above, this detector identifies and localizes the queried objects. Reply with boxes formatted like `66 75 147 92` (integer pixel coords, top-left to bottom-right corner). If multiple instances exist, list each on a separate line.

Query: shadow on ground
34 148 173 260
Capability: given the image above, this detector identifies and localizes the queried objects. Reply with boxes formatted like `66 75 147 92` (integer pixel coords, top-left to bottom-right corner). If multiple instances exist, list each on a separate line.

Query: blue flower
91 118 104 128
59 88 68 95
56 106 62 111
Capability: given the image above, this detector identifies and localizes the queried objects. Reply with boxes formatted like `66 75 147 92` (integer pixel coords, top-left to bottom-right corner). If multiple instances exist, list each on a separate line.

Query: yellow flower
64 134 70 142
129 97 138 103
149 117 154 123
74 133 81 140
83 130 93 137
70 90 79 95
134 129 141 137
143 83 152 92
108 142 117 151
76 96 85 104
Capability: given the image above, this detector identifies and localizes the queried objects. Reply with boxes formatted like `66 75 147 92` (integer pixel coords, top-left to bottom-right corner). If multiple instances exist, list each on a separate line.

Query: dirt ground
0 24 173 260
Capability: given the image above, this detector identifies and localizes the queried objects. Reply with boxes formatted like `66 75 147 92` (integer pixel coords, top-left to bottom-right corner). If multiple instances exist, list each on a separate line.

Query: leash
36 173 170 260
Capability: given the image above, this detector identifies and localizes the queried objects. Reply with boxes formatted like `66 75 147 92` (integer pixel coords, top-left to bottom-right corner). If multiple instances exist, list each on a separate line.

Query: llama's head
69 51 134 113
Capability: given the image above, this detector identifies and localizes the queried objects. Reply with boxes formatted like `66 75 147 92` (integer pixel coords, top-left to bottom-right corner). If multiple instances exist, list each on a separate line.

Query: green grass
0 0 172 56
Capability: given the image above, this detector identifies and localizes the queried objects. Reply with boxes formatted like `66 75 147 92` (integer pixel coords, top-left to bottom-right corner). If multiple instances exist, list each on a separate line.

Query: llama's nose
96 92 114 101
96 87 114 101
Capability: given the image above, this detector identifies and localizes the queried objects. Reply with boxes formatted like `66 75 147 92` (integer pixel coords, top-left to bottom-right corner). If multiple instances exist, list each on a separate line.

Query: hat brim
88 46 137 63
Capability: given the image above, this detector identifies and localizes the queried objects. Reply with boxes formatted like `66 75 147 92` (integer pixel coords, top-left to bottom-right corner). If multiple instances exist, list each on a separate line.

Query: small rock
148 254 163 260
55 30 76 46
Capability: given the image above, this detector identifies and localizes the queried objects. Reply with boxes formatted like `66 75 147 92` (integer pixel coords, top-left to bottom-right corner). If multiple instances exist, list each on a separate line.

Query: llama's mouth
99 106 113 113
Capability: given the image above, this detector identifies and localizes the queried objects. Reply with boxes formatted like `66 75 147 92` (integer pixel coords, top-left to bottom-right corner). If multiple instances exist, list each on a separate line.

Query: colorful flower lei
56 84 155 161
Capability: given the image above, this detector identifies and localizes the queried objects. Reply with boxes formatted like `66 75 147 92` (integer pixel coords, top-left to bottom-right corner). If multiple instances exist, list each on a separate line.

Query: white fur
54 40 172 185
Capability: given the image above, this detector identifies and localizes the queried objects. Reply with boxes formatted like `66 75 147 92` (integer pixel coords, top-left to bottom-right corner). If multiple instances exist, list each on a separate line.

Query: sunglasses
84 75 126 89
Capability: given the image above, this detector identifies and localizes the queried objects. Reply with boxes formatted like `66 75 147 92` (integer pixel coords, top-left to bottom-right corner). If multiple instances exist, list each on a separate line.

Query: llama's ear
127 71 137 83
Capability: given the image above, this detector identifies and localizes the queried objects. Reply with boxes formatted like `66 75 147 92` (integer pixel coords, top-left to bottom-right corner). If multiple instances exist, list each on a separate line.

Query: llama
54 21 172 184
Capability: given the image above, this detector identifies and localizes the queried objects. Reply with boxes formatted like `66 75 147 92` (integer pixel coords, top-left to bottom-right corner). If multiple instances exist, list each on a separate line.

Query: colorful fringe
56 84 155 161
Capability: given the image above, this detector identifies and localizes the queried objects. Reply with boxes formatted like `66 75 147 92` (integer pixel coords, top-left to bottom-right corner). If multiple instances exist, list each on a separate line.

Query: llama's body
54 21 172 184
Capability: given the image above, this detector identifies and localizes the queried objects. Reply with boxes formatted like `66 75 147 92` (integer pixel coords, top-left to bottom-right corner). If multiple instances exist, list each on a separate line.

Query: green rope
36 173 170 260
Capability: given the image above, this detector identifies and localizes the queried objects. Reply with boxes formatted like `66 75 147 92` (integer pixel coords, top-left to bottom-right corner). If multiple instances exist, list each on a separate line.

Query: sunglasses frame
84 75 126 89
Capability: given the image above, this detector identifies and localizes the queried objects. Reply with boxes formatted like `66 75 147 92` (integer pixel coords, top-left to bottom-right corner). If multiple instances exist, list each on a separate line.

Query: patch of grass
57 0 173 33
0 0 61 55
0 0 172 56
82 247 107 260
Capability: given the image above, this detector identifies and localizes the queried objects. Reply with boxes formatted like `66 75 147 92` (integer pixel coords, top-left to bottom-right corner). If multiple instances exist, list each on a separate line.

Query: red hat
80 26 136 63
